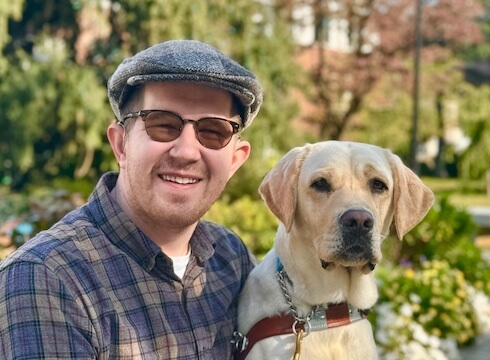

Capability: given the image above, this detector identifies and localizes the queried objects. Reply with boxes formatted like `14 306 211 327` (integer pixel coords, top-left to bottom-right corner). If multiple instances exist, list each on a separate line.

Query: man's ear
228 139 251 179
107 123 126 168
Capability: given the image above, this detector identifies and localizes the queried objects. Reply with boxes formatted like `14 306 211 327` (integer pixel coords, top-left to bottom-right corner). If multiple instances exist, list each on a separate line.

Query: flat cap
107 39 263 129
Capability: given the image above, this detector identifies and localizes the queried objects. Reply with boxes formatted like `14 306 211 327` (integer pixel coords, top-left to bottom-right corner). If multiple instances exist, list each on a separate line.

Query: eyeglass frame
118 109 243 149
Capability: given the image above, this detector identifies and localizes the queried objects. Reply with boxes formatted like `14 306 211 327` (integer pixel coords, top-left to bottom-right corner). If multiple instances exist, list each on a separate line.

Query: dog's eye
371 179 388 193
311 178 331 192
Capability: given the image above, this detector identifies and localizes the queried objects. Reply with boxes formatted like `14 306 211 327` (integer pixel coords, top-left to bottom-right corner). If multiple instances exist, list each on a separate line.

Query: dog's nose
340 210 374 232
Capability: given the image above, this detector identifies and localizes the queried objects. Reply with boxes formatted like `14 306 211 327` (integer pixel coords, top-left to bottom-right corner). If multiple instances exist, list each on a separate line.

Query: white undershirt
169 249 191 279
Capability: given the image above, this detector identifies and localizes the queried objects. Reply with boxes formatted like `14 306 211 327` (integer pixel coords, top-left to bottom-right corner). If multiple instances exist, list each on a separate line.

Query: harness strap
233 303 367 360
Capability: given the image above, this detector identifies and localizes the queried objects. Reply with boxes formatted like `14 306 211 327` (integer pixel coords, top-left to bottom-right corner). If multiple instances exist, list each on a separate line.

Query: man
0 40 262 359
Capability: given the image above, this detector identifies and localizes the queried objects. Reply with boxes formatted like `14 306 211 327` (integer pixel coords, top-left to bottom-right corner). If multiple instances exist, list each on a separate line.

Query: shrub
0 188 83 260
205 196 278 258
383 196 490 296
372 260 479 359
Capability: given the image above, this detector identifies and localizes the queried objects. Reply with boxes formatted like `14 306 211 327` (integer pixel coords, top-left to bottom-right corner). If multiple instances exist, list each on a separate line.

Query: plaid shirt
0 173 255 359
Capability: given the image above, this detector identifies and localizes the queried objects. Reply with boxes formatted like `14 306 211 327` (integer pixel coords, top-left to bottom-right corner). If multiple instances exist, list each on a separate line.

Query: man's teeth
162 175 198 184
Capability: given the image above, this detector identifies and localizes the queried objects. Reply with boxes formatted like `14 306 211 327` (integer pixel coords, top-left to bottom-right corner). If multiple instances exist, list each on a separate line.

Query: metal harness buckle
232 331 249 353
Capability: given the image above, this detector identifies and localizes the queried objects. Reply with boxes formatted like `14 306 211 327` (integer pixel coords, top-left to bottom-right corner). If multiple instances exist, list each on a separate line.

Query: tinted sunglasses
120 110 242 150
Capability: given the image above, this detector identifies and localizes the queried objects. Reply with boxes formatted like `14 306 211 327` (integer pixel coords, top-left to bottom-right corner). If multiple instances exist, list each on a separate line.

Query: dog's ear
259 144 313 232
389 152 435 240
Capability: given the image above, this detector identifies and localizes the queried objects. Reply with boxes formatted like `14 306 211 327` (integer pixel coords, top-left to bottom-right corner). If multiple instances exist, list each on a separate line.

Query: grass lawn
422 177 490 207
423 177 490 251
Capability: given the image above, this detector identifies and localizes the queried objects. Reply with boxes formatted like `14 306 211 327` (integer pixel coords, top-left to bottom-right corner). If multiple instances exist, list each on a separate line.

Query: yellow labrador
234 141 434 360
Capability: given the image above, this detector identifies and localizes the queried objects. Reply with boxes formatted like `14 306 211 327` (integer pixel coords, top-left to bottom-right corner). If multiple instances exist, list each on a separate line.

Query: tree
458 83 490 180
273 0 483 141
0 53 109 189
356 0 490 178
1 0 303 196
457 0 490 181
0 0 24 74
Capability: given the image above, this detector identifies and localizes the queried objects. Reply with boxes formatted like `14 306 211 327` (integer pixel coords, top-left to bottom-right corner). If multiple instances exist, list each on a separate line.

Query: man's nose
168 123 202 160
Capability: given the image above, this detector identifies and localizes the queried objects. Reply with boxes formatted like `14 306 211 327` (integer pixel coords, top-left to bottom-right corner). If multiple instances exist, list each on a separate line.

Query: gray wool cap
107 39 263 129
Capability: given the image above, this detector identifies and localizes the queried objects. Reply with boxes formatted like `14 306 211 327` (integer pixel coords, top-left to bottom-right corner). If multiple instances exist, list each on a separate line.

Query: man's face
109 82 250 231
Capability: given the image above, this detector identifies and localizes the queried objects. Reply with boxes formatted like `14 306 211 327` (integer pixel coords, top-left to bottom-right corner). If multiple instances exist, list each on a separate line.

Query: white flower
411 323 430 345
427 347 450 360
376 329 389 345
400 303 414 318
410 293 422 304
402 341 431 360
382 352 398 360
428 334 441 349
468 286 490 334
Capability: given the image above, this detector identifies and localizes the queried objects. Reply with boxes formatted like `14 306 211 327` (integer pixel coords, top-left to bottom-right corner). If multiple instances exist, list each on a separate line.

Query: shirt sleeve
0 260 97 359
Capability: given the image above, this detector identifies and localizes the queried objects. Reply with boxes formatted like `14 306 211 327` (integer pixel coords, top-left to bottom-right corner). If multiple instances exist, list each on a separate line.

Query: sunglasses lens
196 118 235 149
144 111 182 142
142 111 238 149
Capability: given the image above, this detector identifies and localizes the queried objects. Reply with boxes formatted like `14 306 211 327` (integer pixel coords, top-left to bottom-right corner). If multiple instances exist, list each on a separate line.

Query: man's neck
110 184 197 257
151 225 195 257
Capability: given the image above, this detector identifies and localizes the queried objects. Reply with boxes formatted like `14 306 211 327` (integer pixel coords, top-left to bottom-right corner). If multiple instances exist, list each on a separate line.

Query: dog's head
259 141 434 273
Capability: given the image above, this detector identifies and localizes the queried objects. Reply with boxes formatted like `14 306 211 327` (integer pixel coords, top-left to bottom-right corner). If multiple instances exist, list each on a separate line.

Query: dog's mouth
319 233 380 273
320 259 377 273
320 259 333 269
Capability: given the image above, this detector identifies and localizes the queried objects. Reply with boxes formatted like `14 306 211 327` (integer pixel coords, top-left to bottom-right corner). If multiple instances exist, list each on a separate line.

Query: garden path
459 225 490 360
458 334 490 360
460 213 490 360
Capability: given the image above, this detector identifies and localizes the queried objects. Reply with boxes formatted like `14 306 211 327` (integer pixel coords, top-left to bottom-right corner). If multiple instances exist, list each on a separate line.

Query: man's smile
160 174 200 185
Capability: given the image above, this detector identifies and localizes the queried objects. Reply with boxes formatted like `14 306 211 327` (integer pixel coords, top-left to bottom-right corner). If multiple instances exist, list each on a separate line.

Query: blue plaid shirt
0 172 255 359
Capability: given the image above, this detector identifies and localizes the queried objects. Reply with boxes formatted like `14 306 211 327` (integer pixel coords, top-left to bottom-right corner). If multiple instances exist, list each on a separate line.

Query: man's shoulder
200 220 243 245
198 220 257 279
199 220 253 259
200 219 236 233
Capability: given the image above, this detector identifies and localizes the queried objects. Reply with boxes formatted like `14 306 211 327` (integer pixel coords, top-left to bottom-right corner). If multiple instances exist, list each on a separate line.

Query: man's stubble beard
127 170 228 231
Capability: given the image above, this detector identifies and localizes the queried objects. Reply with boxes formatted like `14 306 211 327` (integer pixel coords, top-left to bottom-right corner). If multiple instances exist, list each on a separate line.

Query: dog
234 141 434 360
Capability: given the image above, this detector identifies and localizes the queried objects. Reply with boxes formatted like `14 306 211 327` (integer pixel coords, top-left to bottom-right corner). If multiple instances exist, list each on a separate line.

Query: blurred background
1 1 489 359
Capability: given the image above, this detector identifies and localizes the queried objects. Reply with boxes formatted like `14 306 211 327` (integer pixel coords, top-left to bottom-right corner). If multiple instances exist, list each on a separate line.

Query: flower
372 260 484 359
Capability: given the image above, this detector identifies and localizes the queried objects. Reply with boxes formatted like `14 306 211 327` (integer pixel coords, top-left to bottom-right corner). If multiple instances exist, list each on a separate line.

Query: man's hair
119 85 143 131
121 86 143 117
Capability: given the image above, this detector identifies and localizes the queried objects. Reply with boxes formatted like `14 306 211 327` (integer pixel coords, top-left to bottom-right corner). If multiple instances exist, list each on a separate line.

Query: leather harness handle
234 303 364 360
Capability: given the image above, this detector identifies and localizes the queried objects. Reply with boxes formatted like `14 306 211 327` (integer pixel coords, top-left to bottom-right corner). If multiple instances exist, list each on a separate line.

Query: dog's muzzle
339 209 375 262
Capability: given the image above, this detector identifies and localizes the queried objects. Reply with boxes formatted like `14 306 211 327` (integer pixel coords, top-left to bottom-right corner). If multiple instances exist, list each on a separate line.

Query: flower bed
371 260 490 359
